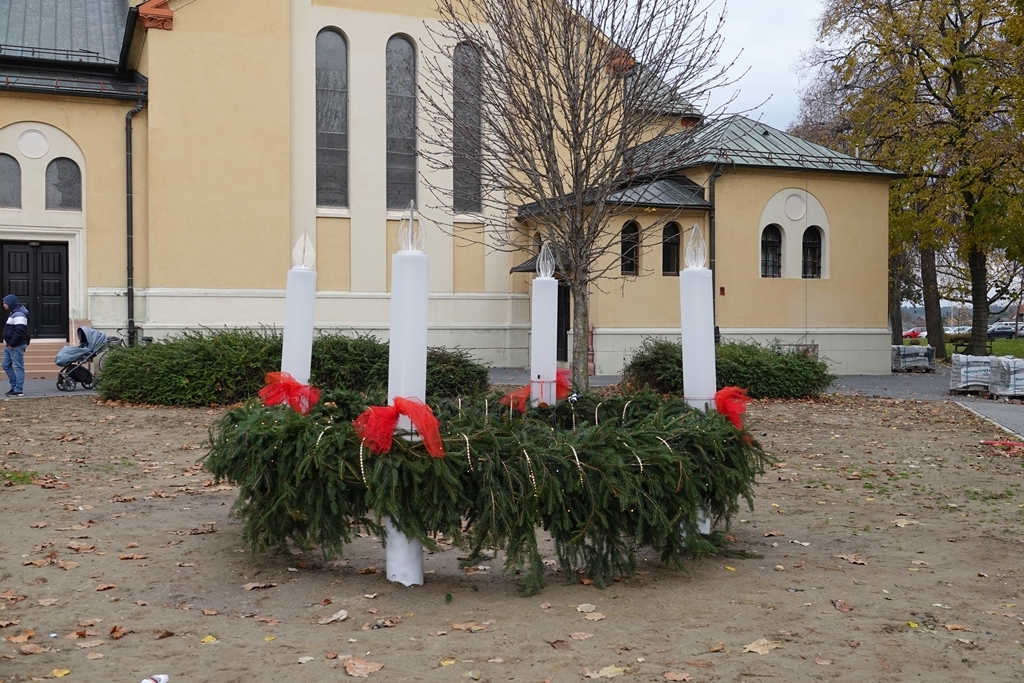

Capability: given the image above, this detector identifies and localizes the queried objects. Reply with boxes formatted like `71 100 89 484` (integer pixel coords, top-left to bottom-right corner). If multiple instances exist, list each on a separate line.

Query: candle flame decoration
397 201 425 252
684 223 707 269
537 242 555 278
292 231 316 270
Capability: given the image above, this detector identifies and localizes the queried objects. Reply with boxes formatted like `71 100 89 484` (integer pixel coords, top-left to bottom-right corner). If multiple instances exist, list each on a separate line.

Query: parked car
902 327 928 339
987 321 1021 339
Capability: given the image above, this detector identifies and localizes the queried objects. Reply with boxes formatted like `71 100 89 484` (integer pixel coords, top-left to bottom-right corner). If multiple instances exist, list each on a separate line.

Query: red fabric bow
258 372 321 415
500 369 573 413
352 396 445 457
714 386 751 430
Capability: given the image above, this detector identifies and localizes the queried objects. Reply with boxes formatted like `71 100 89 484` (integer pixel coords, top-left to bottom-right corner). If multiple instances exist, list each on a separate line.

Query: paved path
2 368 1019 439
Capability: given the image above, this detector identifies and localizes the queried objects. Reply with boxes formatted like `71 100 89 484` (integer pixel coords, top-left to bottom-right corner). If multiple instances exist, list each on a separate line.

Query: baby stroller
55 327 109 391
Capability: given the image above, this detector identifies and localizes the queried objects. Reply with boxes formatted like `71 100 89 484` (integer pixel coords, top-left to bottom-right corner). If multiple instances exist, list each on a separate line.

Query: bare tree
418 0 735 390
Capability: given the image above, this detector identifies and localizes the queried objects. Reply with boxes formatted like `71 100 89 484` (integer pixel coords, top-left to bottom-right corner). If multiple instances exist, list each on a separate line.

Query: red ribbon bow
714 386 751 430
499 369 572 414
257 371 321 415
352 396 445 457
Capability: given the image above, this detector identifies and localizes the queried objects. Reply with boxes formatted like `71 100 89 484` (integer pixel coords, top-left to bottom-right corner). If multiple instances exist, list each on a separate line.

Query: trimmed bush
99 329 489 406
621 338 836 398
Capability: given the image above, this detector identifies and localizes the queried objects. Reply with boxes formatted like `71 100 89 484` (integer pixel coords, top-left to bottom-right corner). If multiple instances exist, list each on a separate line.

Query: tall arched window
621 221 639 275
802 226 822 279
45 158 81 211
661 222 680 275
0 154 20 208
386 35 417 209
453 42 482 214
760 224 781 278
316 29 349 208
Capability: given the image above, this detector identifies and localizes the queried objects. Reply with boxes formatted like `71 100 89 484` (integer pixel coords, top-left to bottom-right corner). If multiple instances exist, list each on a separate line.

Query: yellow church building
0 0 896 376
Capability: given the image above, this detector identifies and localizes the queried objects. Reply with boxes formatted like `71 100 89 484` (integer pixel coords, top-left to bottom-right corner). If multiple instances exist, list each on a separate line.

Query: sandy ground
2 395 1024 683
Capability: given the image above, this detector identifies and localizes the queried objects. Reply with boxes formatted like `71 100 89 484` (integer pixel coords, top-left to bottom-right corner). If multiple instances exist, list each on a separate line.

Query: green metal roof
0 0 128 66
632 115 899 177
516 177 709 220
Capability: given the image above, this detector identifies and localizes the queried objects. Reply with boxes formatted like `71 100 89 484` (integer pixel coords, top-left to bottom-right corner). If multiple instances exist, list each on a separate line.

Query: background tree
797 0 1024 355
419 0 734 389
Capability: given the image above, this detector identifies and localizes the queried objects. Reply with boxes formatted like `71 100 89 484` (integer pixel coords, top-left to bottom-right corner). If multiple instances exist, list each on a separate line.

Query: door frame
1 240 71 340
0 227 85 334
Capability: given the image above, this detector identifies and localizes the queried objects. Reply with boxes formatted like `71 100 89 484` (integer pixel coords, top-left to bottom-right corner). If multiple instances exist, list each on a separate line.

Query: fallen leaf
836 554 867 565
37 598 58 606
200 634 217 644
583 665 627 678
663 673 692 682
265 636 276 642
763 530 785 537
109 625 128 639
326 652 338 659
20 643 50 654
452 622 488 632
30 522 48 528
907 621 919 629
67 541 96 553
86 652 104 660
7 629 34 643
318 609 349 625
242 582 276 591
815 656 832 665
570 632 594 640
540 601 552 611
879 658 890 671
343 656 384 677
79 620 99 627
488 657 504 663
201 609 217 616
708 641 725 653
441 658 457 666
254 616 281 626
893 519 919 527
177 562 197 567
577 603 597 613
686 660 713 668
58 561 80 570
357 567 378 575
76 640 104 649
119 554 147 560
462 671 482 680
945 624 966 631
743 638 781 655
125 542 139 549
849 640 860 648
153 630 174 639
580 577 593 585
299 656 315 664
913 560 929 566
95 583 117 592
429 631 447 637
0 620 20 628
724 566 736 571
583 612 606 621
52 669 71 677
832 599 854 613
363 593 378 599
549 639 571 650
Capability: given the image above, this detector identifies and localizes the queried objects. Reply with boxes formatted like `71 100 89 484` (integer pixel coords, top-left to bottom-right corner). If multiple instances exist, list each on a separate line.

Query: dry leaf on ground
570 632 594 640
549 639 571 650
357 567 378 575
318 609 349 625
119 554 146 560
540 601 552 611
343 656 384 677
86 652 104 660
584 612 606 621
742 638 781 655
202 609 217 616
153 630 174 639
708 641 725 653
7 629 34 643
836 554 867 565
763 530 785 537
577 603 596 613
20 643 50 655
583 665 627 678
95 584 116 591
815 656 832 665
832 599 854 613
37 598 58 606
686 660 713 668
242 582 276 591
109 625 128 639
452 622 488 632
663 673 692 682
76 639 104 648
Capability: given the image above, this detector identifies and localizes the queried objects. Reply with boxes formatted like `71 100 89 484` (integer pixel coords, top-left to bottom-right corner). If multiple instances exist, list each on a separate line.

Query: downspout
126 100 145 345
708 164 723 328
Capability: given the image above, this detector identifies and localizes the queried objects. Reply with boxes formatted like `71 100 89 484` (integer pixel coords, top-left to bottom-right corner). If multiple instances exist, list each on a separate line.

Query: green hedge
98 329 489 406
621 338 836 398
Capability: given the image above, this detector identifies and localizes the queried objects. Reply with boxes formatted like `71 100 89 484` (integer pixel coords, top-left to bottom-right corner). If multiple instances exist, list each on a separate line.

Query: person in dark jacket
2 294 29 396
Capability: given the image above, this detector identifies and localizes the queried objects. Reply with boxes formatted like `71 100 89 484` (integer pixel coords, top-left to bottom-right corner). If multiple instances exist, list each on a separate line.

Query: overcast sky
704 0 824 130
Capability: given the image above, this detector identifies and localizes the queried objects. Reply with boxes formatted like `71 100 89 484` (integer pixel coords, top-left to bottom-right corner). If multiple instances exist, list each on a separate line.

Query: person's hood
3 294 19 308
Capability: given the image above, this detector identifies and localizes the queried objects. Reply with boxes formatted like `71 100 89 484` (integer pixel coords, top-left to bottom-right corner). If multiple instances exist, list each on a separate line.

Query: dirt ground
2 395 1024 683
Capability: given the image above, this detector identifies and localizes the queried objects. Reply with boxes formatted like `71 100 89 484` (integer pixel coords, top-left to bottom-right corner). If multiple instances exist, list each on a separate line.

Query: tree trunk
888 253 905 346
569 280 590 392
967 245 989 356
918 246 947 360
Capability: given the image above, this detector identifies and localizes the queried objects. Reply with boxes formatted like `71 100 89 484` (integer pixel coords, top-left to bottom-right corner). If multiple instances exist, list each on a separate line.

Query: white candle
680 225 716 411
281 232 317 384
530 243 558 406
385 203 427 587
680 224 715 535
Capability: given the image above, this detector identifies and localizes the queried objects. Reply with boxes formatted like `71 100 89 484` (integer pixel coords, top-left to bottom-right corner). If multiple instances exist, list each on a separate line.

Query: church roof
0 0 128 66
632 115 899 177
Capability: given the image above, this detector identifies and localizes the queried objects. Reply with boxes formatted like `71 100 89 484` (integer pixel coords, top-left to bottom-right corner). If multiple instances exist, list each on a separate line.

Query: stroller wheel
81 380 95 390
56 376 75 392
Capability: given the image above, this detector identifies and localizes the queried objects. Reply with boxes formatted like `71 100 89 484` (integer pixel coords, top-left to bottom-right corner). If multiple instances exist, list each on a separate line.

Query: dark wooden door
557 280 570 362
1 242 69 340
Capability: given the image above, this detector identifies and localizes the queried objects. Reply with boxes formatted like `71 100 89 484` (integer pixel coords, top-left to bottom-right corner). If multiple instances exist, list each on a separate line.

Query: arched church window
316 29 349 208
45 158 81 211
386 35 417 209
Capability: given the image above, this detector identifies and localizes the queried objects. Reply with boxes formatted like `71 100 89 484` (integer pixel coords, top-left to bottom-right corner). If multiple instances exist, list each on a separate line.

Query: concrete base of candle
384 519 424 586
281 267 317 384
